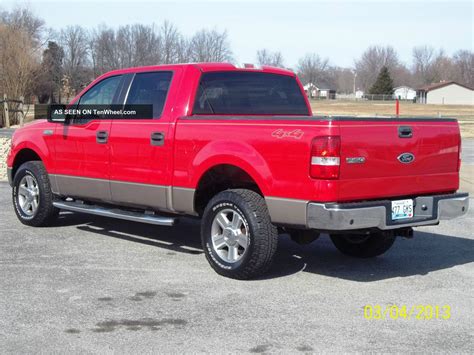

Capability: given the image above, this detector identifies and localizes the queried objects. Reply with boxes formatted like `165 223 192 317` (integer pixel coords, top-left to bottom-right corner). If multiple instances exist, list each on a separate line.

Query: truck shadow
54 212 474 282
55 211 203 255
266 232 474 281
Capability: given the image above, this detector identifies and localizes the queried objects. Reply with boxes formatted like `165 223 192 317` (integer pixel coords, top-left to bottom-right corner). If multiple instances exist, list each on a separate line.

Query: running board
53 201 177 226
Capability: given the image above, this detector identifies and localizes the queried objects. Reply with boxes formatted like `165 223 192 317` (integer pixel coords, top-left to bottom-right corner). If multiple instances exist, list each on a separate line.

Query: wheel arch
193 163 267 216
11 147 43 180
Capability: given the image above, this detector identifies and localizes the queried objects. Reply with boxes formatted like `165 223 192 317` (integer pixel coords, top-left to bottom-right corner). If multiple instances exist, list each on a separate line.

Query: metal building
417 81 474 105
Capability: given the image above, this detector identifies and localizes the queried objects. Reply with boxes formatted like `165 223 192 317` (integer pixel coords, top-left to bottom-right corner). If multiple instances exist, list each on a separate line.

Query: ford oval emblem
398 153 415 164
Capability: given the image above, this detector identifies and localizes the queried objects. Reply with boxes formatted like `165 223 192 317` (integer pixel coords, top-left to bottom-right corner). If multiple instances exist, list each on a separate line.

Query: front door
53 74 124 201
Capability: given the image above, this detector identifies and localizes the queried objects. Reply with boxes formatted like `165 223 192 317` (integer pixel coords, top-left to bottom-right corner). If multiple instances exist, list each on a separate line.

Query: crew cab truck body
7 63 469 279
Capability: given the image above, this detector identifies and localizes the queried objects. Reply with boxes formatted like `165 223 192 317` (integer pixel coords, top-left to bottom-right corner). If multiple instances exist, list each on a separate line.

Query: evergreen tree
369 66 394 95
34 41 64 103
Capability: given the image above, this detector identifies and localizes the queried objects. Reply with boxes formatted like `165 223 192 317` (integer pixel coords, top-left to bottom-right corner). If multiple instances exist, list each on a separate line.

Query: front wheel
12 161 59 227
201 189 278 280
330 232 396 258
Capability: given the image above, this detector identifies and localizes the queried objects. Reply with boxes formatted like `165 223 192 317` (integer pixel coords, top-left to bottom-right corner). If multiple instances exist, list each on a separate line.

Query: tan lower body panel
51 174 111 201
172 187 196 214
49 174 196 214
110 180 168 210
49 174 306 224
265 196 308 227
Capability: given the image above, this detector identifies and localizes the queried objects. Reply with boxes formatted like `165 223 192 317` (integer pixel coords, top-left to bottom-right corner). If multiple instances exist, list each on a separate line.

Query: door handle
150 132 165 146
398 126 413 138
96 130 108 144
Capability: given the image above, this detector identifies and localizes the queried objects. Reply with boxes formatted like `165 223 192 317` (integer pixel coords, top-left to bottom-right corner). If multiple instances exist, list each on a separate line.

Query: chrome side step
53 201 176 226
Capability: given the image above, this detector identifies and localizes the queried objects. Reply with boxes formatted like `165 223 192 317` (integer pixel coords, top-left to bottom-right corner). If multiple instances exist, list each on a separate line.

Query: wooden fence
0 94 25 128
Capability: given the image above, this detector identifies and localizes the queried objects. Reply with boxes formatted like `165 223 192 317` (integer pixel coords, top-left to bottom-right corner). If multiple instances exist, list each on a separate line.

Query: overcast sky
2 0 473 68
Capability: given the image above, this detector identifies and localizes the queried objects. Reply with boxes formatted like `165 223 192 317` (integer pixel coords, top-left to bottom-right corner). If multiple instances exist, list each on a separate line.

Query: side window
79 75 122 105
125 71 173 118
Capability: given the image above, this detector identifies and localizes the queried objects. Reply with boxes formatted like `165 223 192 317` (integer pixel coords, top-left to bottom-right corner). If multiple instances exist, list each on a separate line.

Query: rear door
108 70 176 210
54 74 125 201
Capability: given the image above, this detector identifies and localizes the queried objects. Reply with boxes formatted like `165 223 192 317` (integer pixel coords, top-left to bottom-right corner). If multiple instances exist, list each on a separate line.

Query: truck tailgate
337 118 461 201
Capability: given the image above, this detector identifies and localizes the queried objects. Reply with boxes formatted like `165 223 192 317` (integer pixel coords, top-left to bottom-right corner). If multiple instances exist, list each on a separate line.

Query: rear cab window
193 71 310 116
125 71 173 118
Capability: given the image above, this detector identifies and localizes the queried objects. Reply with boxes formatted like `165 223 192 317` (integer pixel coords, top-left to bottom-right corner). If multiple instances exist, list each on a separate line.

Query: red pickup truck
7 63 469 279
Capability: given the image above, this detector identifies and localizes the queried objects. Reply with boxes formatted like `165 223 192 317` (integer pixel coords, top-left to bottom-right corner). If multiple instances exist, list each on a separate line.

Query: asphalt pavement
0 129 15 138
0 181 473 353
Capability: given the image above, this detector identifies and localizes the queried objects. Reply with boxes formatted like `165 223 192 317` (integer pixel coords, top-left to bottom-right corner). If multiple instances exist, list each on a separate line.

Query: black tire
12 161 59 227
201 189 278 280
330 232 396 258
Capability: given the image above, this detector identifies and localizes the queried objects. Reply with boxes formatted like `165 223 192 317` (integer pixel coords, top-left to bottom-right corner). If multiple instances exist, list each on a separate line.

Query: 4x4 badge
271 129 304 139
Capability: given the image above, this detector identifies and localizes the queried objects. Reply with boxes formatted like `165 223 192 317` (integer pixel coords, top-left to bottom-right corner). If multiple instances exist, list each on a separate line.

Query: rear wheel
12 161 59 227
201 189 278 279
330 232 396 258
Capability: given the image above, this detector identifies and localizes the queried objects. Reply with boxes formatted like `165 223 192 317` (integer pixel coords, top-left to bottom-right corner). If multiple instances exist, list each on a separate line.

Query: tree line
0 7 472 104
0 8 233 103
282 45 472 94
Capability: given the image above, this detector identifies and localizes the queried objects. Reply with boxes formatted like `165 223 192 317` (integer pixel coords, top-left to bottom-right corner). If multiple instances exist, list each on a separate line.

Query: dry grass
310 100 474 138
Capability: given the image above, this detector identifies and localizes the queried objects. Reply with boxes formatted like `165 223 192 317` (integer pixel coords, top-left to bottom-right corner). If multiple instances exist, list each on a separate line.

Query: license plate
391 199 414 220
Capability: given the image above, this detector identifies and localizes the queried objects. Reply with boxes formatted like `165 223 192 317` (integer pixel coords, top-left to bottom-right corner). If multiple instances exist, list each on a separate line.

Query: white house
303 83 318 98
393 86 416 100
417 81 474 105
317 81 336 99
303 82 336 99
355 90 365 99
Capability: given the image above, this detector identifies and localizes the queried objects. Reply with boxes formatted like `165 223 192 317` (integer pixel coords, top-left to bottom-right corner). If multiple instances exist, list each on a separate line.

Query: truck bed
174 115 461 203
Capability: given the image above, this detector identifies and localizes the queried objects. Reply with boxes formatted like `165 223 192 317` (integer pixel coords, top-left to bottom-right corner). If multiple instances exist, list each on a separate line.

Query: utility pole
353 71 357 94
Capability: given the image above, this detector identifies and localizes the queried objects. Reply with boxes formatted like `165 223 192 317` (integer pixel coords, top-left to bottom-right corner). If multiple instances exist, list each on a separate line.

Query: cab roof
103 62 295 77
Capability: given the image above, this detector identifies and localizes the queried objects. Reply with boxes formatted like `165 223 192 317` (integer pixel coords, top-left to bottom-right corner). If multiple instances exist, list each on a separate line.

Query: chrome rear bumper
307 193 469 231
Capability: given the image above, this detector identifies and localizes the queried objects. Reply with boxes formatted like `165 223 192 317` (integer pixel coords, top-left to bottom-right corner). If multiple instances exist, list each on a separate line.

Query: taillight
310 136 341 179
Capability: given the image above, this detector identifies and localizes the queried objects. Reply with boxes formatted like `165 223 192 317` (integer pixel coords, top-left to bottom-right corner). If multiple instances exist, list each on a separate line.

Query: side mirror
47 105 76 124
47 105 66 123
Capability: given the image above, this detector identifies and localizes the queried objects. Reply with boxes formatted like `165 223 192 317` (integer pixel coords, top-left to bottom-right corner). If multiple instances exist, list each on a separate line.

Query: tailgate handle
398 126 413 138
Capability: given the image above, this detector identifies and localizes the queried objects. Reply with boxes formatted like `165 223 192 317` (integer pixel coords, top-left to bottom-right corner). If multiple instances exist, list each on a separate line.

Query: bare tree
161 21 181 64
431 52 456 83
452 50 474 88
256 49 284 67
90 24 164 75
60 26 91 94
355 45 400 91
0 7 45 104
329 67 355 93
177 37 192 63
392 64 415 88
0 7 44 46
129 24 161 66
90 26 119 75
0 24 38 123
296 53 330 86
189 28 232 62
412 45 439 85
